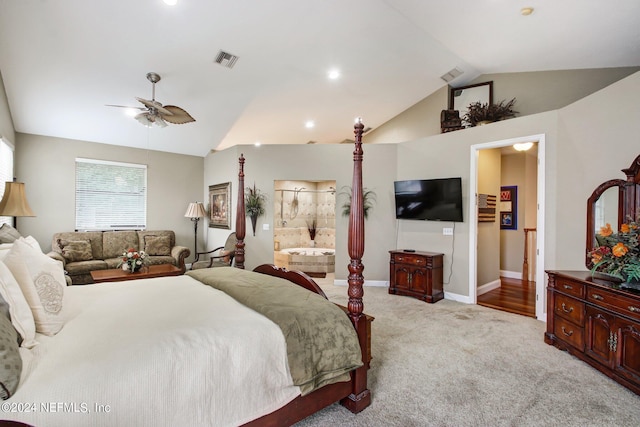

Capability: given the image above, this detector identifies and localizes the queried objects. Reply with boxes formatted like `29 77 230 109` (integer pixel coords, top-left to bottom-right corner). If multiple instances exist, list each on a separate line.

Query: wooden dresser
545 270 640 395
389 250 444 303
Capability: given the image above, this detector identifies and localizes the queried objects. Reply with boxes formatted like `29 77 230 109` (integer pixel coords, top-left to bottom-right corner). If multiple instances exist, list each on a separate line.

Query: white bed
7 276 301 427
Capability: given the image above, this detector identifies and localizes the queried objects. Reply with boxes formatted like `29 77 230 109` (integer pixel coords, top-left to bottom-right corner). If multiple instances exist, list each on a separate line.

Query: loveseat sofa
47 230 190 285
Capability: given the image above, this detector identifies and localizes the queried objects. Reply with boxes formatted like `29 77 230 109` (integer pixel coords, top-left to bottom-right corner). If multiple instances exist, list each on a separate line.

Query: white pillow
23 236 43 253
0 243 13 261
0 261 37 348
4 238 65 336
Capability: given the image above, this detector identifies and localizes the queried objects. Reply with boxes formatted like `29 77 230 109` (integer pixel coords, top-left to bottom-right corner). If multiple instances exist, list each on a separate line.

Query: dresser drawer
392 254 427 267
587 286 640 322
554 293 585 326
553 316 584 351
555 277 585 299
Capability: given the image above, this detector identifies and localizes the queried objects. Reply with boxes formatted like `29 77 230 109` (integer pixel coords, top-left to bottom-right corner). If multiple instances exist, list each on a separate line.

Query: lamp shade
184 202 206 219
0 181 35 217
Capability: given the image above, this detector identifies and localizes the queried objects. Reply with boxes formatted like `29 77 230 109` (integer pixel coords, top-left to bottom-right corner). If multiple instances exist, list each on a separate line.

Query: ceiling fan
107 72 195 127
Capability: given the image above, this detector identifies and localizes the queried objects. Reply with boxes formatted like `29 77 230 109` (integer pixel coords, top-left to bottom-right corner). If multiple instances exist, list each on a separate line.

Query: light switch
262 223 270 231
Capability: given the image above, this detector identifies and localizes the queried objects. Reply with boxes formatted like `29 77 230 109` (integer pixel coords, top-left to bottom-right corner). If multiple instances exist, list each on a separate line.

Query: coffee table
90 264 183 283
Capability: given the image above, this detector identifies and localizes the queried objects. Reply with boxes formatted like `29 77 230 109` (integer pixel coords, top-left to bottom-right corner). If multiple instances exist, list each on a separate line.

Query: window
0 137 14 226
75 158 147 231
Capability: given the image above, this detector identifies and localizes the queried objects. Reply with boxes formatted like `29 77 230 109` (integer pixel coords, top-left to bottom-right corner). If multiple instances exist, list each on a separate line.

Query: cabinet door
585 306 615 367
393 266 411 291
614 319 640 384
409 267 427 294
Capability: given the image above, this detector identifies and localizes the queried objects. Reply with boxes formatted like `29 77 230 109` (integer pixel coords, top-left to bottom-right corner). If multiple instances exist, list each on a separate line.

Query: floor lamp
184 202 206 256
0 180 36 231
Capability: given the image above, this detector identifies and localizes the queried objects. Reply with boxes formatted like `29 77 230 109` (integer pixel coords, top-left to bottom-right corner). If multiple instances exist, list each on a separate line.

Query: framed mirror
449 81 493 126
585 154 640 268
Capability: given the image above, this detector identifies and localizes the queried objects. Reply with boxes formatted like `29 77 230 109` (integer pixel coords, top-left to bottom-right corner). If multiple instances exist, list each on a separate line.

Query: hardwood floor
477 277 535 318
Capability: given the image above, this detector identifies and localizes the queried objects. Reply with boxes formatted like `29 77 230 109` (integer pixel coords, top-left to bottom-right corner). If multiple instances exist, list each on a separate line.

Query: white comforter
4 275 300 427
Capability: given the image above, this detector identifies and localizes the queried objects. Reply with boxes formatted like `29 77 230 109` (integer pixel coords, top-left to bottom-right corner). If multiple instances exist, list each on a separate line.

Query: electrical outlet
443 227 453 236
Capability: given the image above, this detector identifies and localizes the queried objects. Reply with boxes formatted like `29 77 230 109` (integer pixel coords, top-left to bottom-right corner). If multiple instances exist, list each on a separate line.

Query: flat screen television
394 177 463 222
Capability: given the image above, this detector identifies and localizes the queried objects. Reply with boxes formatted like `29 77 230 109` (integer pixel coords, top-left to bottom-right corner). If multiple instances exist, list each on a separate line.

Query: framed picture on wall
500 185 517 230
208 182 231 229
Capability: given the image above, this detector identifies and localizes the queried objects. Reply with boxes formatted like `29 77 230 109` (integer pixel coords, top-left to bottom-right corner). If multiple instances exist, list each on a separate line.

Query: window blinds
75 158 147 231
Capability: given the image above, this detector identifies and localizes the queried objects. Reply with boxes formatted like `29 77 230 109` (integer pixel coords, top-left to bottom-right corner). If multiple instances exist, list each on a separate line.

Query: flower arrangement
589 218 640 284
118 248 147 273
307 219 317 241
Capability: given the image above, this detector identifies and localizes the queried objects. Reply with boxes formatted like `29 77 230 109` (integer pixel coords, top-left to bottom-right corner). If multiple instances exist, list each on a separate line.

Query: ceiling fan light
513 142 534 151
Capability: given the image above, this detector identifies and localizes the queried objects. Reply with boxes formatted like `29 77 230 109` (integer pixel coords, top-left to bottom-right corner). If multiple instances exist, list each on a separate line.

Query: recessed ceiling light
254 141 261 147
328 69 340 80
163 0 178 5
305 120 315 129
521 7 534 16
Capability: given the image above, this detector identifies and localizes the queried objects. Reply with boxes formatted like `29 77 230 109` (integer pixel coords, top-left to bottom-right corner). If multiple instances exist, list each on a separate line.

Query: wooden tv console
388 250 444 303
545 270 640 395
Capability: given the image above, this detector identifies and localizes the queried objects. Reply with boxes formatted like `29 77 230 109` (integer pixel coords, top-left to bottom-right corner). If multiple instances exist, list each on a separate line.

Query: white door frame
468 134 546 321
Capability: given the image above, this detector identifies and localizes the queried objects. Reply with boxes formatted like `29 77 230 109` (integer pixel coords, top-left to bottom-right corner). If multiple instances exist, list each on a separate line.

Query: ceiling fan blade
160 105 196 124
105 104 144 110
136 97 172 116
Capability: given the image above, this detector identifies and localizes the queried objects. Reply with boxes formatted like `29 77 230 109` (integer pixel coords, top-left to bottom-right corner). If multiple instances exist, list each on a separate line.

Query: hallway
477 277 535 318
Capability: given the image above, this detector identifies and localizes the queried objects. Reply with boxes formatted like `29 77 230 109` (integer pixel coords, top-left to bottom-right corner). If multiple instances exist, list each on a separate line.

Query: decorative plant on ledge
463 98 518 127
245 183 267 236
339 186 376 220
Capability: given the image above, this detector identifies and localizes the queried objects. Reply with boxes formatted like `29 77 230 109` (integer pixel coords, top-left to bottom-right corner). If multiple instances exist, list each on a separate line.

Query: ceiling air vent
214 50 239 69
440 67 463 83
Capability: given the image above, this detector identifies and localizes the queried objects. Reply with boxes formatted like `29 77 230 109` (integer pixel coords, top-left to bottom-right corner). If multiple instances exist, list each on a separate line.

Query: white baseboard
333 279 388 287
477 279 501 296
500 270 522 280
444 292 473 304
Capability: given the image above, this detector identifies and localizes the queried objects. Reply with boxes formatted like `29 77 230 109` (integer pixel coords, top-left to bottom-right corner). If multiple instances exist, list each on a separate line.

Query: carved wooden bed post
341 118 371 412
235 154 246 269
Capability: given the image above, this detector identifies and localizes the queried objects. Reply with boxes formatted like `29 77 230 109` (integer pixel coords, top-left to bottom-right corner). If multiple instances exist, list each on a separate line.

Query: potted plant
339 186 376 220
245 183 267 236
463 98 518 127
307 219 317 246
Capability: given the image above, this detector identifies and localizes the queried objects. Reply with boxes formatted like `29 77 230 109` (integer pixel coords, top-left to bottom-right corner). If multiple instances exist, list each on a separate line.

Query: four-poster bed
2 121 370 427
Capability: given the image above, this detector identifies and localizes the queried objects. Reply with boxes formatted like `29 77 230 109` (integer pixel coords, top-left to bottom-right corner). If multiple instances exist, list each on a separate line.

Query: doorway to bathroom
272 180 336 277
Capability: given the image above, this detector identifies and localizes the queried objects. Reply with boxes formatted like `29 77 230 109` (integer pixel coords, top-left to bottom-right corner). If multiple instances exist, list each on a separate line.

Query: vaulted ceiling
1 0 639 157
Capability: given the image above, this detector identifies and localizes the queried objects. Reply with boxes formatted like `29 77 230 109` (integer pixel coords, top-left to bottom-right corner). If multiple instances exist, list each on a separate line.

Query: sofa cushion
64 260 108 276
52 232 104 260
0 224 21 244
144 235 171 256
57 239 93 262
146 256 176 266
103 231 139 259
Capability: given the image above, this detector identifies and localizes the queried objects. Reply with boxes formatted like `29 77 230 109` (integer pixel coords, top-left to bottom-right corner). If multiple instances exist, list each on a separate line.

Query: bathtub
274 247 335 276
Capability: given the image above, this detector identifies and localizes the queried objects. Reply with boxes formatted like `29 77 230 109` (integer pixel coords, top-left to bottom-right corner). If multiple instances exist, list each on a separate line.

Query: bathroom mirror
585 154 640 268
449 81 493 126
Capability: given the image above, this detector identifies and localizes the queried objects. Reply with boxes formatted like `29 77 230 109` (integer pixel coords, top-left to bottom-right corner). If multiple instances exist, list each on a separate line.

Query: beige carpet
294 275 640 426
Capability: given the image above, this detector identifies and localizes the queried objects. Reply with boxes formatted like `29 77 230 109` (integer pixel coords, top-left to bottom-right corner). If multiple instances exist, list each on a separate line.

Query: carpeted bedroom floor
294 275 640 427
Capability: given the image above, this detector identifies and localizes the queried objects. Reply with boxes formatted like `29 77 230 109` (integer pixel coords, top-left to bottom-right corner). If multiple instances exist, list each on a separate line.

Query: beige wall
477 149 501 287
14 134 204 259
204 143 398 280
365 67 639 145
0 71 15 145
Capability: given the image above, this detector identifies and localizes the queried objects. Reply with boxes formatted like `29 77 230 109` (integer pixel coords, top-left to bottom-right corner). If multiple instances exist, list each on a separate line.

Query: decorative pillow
0 224 21 244
4 238 65 336
144 235 171 256
57 239 93 262
0 261 37 348
23 235 43 253
0 313 21 400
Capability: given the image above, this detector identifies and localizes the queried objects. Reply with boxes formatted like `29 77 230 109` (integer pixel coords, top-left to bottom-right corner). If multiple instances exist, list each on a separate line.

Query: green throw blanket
187 267 363 395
